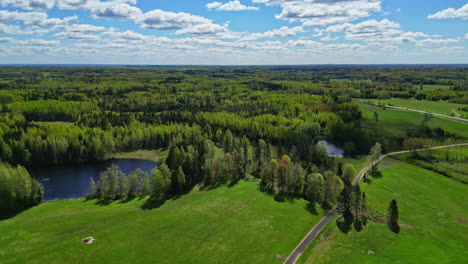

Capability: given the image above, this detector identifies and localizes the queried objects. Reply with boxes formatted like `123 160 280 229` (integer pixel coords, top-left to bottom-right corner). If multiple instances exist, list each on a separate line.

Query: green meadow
359 103 468 139
0 181 326 264
393 146 468 183
360 98 468 118
300 159 468 264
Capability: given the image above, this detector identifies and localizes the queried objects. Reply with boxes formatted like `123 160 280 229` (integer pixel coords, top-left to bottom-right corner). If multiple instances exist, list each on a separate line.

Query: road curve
383 105 468 123
283 143 468 264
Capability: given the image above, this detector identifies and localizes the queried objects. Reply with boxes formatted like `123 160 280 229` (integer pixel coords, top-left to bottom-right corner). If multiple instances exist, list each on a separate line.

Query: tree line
0 163 43 214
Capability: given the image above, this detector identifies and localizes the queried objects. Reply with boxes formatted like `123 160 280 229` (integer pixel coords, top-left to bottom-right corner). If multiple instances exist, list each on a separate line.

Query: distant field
360 98 468 118
106 149 162 162
300 159 468 264
0 181 326 264
330 79 373 84
413 84 452 91
360 103 468 139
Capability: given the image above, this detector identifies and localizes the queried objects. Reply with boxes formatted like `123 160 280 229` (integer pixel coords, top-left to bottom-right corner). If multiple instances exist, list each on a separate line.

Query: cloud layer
206 1 260 11
0 0 466 64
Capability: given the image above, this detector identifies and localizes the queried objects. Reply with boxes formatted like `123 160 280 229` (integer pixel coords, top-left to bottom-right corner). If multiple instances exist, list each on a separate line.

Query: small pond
320 141 345 158
29 159 158 201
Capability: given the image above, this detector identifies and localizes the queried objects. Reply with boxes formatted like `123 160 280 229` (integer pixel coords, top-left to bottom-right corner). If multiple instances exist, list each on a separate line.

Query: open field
360 98 468 119
299 159 468 264
360 103 468 139
393 146 468 183
105 149 163 163
0 181 326 264
413 84 452 91
342 155 370 173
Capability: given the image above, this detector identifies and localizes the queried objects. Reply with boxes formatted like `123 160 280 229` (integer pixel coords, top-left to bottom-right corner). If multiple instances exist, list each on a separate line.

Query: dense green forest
0 66 466 213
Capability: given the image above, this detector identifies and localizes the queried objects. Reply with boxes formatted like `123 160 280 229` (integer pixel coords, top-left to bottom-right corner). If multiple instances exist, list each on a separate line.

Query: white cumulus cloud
428 4 468 20
253 0 382 27
206 1 260 11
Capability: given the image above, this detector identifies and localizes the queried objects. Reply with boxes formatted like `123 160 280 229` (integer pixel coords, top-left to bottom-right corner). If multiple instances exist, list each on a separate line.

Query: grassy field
342 155 370 173
360 103 468 139
299 159 468 264
105 149 163 162
393 146 468 183
360 98 468 118
413 84 452 91
0 181 326 264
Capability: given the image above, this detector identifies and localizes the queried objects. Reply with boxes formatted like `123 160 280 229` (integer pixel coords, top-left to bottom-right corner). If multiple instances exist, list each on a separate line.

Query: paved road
283 143 468 264
383 105 468 123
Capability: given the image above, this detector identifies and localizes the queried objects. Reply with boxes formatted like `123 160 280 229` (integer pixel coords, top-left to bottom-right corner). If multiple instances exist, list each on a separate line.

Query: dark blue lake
29 159 158 201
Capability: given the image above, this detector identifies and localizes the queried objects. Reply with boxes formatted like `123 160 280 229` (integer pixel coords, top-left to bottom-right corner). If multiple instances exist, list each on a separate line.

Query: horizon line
1 63 467 67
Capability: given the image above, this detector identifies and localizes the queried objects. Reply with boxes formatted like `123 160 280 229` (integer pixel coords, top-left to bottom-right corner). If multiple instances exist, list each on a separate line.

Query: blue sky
0 0 467 64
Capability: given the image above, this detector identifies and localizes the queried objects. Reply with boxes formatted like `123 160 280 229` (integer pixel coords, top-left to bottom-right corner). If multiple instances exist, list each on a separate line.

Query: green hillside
0 181 326 264
301 159 468 264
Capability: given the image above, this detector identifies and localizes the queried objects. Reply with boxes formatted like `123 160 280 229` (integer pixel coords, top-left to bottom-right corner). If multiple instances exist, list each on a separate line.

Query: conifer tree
388 199 400 233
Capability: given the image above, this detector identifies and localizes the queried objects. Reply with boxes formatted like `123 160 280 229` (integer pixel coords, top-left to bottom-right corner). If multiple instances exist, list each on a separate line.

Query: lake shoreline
29 158 158 201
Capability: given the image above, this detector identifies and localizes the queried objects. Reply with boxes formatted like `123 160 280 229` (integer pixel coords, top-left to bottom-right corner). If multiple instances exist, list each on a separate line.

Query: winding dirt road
283 143 468 264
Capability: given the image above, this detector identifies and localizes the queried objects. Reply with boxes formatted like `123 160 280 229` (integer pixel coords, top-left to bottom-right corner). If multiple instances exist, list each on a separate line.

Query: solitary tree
387 199 400 233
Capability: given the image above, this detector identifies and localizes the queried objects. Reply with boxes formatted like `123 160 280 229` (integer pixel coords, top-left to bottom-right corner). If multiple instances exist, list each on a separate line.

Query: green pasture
0 181 326 264
360 103 468 139
300 159 468 264
360 98 468 118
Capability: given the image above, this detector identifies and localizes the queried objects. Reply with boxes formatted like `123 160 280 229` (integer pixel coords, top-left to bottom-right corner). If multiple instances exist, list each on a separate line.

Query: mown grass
299 159 468 264
360 98 468 118
360 103 468 139
0 181 326 264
